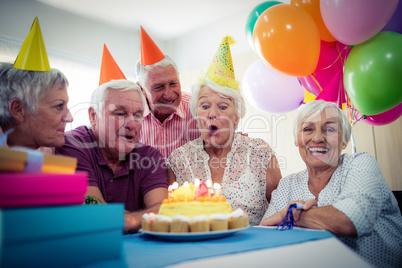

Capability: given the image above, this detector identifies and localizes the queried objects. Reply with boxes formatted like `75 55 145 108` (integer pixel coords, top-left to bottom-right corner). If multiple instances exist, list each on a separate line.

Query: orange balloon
291 0 336 42
253 4 320 77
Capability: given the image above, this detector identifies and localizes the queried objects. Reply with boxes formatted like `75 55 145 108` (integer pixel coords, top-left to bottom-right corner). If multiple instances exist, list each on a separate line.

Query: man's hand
124 210 142 233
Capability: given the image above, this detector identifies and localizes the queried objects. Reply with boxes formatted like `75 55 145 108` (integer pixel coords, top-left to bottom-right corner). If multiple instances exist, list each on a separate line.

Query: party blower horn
99 44 127 85
14 17 50 71
139 26 165 65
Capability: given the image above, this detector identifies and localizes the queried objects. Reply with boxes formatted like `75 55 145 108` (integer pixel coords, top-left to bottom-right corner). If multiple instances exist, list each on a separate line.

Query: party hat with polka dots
204 36 239 91
14 17 50 71
99 44 126 85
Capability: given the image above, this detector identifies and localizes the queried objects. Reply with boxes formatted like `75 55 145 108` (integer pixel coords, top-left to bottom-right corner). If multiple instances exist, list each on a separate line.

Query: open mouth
121 135 135 143
208 125 218 136
308 147 329 155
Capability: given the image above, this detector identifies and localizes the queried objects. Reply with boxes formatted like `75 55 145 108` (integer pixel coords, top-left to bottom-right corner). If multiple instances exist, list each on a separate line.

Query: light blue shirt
263 153 402 268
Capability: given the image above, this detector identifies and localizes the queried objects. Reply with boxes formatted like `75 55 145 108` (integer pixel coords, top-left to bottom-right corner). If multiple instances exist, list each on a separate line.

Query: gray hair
190 77 246 120
293 100 351 145
0 62 69 127
135 55 179 87
90 79 146 118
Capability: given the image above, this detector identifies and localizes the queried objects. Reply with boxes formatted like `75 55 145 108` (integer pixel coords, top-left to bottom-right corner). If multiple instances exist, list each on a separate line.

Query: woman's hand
260 199 317 226
292 199 317 223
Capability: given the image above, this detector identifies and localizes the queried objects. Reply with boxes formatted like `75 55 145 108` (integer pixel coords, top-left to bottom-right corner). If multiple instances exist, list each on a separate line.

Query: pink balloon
242 60 304 114
363 102 402 126
316 70 346 108
320 0 399 45
299 41 350 96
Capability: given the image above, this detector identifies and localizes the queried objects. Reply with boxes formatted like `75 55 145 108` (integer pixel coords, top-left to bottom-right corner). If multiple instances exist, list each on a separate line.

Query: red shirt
139 92 200 159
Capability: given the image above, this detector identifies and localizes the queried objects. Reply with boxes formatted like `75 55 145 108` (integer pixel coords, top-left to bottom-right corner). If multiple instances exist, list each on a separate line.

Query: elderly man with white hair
56 79 168 233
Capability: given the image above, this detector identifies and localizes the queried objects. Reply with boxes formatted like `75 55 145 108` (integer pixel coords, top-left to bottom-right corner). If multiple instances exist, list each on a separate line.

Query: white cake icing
209 213 229 220
155 214 172 222
190 215 208 223
172 215 190 222
230 208 245 218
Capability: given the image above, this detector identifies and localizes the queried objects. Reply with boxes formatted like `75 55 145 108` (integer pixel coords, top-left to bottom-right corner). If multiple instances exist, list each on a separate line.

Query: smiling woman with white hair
166 36 282 226
260 100 402 268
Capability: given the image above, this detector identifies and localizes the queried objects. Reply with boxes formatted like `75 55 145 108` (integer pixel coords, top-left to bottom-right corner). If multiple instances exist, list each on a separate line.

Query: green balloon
245 1 283 50
344 31 402 115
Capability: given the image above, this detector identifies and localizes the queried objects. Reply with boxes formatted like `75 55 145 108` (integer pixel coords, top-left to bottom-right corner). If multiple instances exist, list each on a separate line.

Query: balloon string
321 45 350 71
351 131 356 154
310 74 324 93
336 42 349 66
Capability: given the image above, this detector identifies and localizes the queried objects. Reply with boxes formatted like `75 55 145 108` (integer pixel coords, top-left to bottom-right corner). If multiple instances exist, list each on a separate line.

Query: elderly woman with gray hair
260 100 402 268
0 62 72 151
166 76 282 226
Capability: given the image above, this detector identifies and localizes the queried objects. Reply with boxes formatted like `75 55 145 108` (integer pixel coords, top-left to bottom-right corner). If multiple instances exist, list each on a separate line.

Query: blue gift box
0 204 124 267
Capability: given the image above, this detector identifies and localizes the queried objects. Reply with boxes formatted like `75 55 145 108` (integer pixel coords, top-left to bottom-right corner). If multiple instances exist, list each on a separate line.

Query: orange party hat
140 26 165 65
99 44 126 85
14 17 50 71
204 36 239 91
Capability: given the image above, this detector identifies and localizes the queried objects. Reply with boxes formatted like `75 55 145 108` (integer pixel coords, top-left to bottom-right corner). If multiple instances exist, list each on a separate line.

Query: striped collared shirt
139 92 200 160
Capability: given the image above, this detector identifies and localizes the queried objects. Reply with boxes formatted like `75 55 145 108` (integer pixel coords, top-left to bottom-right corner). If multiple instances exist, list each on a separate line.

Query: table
168 235 372 268
84 226 372 268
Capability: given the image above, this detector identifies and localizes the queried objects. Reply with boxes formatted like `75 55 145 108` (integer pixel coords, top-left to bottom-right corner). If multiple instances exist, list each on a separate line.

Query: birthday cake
142 181 249 233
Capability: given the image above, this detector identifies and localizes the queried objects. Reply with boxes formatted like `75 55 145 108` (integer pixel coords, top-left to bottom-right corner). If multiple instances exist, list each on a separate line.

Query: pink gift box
0 172 87 208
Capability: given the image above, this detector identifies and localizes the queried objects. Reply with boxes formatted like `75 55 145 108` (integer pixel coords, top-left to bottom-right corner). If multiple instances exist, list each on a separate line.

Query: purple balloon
242 60 304 114
320 0 399 45
363 102 402 126
382 0 402 34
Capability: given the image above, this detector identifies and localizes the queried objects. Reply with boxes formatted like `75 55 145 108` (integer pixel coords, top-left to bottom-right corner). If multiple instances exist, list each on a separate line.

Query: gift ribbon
11 146 44 173
277 203 303 231
0 128 14 146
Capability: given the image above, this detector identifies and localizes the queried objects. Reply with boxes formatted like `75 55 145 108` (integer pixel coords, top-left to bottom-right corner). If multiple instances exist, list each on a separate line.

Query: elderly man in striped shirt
136 27 200 160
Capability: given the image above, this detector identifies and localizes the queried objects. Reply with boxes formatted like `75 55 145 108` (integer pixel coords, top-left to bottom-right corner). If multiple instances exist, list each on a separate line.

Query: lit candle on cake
194 178 200 199
168 185 173 200
172 182 178 190
206 180 212 197
172 182 179 200
183 181 189 202
213 183 221 198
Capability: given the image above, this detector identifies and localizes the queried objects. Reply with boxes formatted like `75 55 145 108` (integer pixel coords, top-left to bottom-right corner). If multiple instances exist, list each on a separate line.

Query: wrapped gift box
0 147 77 174
0 172 87 208
0 204 124 267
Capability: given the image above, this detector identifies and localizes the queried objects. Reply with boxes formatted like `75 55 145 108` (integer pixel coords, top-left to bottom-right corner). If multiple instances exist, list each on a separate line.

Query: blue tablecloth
84 227 333 268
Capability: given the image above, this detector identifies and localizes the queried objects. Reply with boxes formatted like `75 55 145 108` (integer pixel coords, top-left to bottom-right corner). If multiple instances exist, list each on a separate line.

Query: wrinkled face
91 90 144 158
143 65 181 116
25 83 72 147
297 107 345 170
196 87 239 148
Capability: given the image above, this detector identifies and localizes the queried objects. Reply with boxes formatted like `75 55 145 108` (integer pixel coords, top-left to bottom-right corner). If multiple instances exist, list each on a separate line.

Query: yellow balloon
303 89 316 103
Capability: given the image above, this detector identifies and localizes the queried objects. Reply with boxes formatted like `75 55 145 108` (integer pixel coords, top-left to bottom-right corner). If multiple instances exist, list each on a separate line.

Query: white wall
168 8 255 74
